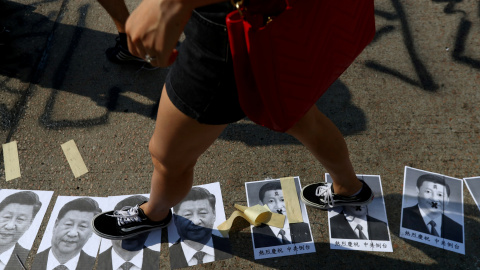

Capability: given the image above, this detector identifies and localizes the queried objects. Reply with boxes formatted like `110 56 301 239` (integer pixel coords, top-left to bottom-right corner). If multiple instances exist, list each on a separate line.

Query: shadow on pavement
1 0 367 147
219 80 367 146
0 0 167 135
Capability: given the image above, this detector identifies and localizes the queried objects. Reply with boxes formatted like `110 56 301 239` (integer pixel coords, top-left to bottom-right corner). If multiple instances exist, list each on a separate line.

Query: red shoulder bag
226 0 376 132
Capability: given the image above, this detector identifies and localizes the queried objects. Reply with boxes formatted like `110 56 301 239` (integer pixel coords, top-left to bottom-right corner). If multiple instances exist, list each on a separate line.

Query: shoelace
108 205 142 226
315 183 334 208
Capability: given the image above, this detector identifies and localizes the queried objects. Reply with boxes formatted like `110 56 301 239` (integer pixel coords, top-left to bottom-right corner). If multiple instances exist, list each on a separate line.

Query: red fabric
227 0 376 132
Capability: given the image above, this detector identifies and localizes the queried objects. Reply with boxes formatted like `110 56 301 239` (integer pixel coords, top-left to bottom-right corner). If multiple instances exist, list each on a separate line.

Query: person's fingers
124 0 187 67
128 35 164 66
127 31 149 60
145 51 160 66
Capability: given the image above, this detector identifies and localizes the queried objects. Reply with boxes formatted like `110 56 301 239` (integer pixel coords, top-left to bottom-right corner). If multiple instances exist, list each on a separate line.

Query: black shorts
165 3 246 125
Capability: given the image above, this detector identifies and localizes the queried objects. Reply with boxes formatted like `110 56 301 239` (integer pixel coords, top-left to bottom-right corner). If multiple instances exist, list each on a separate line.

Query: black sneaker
105 37 158 70
92 202 172 240
301 179 374 210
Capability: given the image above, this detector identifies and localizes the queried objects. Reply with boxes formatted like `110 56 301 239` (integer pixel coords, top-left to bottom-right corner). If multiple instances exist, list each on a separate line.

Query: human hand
126 0 193 67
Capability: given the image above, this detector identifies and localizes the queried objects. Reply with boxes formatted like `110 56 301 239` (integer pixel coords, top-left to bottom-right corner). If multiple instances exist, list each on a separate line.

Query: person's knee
148 137 197 174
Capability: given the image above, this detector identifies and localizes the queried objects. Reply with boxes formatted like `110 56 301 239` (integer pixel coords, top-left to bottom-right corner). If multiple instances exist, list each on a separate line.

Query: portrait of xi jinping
402 171 463 243
169 186 232 269
0 191 42 269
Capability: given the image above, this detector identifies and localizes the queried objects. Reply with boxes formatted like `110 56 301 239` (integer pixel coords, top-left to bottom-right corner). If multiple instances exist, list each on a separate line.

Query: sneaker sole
301 185 375 210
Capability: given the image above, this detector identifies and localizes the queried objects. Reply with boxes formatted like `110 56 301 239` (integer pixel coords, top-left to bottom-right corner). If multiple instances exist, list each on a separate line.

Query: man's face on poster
174 199 216 243
113 232 150 253
417 181 449 214
0 203 34 248
52 210 94 256
344 205 368 218
262 189 286 215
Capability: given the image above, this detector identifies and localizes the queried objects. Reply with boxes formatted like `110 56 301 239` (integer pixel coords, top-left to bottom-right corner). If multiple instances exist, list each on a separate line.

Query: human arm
126 0 228 67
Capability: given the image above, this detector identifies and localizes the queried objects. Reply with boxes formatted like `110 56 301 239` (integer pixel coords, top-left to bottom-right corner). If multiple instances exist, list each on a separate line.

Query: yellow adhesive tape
217 210 250 238
61 140 88 178
280 177 304 223
2 141 21 181
243 204 271 225
262 205 285 228
217 204 285 237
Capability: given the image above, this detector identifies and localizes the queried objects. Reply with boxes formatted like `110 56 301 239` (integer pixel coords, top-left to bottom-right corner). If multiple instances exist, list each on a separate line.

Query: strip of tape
280 176 304 223
217 204 285 238
261 204 286 227
2 141 21 181
61 140 88 178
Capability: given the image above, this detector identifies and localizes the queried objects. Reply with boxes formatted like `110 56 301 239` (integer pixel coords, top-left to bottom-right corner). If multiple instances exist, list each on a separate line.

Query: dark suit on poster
169 235 232 269
252 222 312 248
97 246 160 270
31 247 95 270
402 204 463 243
329 212 390 240
4 243 30 270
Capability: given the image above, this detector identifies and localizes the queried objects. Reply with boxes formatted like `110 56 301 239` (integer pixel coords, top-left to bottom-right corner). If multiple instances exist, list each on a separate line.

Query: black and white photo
464 177 480 213
326 174 392 252
400 167 464 254
168 183 232 269
32 196 105 270
0 190 53 269
97 194 161 270
245 177 315 259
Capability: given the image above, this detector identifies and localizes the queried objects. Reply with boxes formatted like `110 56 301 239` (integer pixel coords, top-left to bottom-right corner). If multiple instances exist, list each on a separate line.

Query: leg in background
286 105 362 196
97 0 130 33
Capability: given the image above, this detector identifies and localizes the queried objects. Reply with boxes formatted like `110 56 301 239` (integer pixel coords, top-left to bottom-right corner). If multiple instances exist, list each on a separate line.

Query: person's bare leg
140 86 227 221
97 0 130 33
286 105 362 196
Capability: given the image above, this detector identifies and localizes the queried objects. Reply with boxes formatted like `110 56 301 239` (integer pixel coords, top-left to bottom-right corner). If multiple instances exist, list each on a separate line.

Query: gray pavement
1 0 480 269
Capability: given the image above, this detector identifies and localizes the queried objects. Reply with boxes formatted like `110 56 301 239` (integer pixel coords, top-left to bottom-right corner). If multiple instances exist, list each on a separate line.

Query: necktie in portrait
428 220 440 236
120 261 135 270
356 224 368 240
193 251 206 264
279 229 290 244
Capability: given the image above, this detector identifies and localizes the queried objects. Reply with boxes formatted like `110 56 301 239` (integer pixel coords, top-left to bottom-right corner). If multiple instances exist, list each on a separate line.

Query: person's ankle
332 180 363 197
118 32 128 48
140 203 169 222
